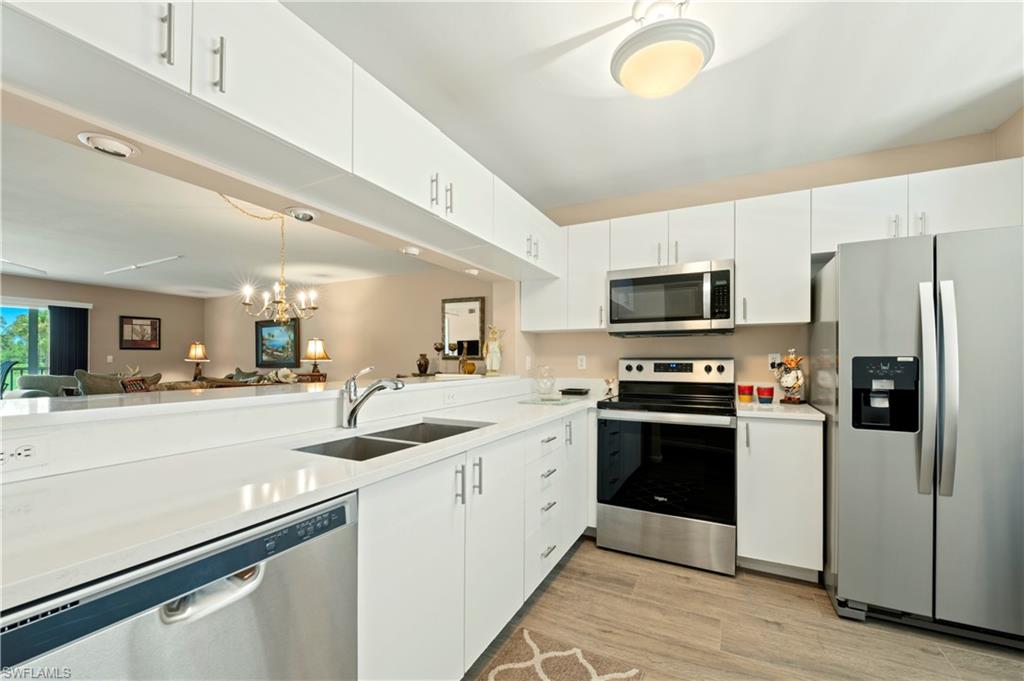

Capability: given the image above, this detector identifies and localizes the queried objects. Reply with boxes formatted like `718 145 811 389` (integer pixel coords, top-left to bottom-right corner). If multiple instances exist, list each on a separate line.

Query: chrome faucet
342 366 404 429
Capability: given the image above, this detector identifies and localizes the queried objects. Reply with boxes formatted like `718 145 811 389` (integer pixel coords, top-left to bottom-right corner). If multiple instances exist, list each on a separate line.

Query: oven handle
597 409 736 429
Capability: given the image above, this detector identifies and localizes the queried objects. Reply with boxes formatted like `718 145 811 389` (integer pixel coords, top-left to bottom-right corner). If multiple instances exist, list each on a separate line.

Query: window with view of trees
1 306 50 391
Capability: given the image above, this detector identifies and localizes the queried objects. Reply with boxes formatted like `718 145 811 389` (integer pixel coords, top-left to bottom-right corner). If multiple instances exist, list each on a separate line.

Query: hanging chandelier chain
218 193 288 283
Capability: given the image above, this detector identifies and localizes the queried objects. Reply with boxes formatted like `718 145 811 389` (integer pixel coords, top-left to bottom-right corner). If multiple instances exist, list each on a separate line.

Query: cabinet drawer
525 477 563 537
525 423 564 464
525 518 563 595
525 447 565 501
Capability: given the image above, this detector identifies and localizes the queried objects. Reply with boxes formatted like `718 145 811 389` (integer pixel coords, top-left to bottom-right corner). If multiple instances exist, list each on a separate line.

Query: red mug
756 386 775 404
737 384 754 403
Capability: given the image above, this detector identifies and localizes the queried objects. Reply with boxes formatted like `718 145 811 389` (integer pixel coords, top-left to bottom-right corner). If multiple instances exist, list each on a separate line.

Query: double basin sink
295 418 492 462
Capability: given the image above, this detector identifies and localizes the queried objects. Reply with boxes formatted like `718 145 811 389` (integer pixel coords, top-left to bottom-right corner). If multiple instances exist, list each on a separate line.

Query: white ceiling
0 124 429 298
287 1 1024 210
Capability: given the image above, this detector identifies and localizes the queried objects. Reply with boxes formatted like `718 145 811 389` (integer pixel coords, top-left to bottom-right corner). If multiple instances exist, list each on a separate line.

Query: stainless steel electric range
596 358 737 576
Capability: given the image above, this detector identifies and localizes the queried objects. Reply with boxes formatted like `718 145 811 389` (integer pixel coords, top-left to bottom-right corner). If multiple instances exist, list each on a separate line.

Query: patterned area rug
477 627 645 681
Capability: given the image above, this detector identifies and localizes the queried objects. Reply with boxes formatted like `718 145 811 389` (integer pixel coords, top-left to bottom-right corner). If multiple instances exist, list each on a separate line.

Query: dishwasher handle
161 562 265 625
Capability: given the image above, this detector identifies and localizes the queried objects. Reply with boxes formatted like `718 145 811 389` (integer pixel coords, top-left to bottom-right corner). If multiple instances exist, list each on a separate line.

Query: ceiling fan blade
512 17 633 73
104 255 183 275
0 258 48 275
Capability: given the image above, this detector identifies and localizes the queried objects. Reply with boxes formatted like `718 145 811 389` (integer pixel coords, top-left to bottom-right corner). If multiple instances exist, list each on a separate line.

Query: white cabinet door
532 217 566 277
493 176 536 259
359 454 466 680
191 1 353 171
735 190 811 325
10 1 193 92
566 221 610 329
908 158 1023 236
812 175 908 253
521 277 567 331
438 135 494 240
668 201 734 263
609 212 669 270
737 418 823 571
465 436 525 670
563 412 589 543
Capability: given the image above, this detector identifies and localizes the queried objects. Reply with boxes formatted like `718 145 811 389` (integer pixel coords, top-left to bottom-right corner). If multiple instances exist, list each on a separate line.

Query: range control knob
717 364 726 374
635 364 644 372
625 364 633 372
704 364 713 374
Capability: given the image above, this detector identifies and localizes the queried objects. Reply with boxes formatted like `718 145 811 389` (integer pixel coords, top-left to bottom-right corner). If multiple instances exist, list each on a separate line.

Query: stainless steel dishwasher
1 493 357 679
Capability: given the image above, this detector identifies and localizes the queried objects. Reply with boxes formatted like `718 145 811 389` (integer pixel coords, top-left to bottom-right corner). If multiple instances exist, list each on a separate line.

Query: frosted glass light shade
611 18 715 99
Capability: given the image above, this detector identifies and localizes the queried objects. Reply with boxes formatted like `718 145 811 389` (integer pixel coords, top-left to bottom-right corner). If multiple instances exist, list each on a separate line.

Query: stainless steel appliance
817 226 1023 644
596 358 737 575
607 260 734 336
1 494 359 677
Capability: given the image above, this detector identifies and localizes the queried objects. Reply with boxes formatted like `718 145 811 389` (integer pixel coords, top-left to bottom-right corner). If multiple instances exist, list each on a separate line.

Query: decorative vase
462 361 476 375
416 353 430 375
535 366 556 398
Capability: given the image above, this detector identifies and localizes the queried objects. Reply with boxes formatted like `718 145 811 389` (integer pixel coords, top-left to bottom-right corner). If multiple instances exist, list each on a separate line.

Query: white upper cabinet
438 137 494 240
532 217 566 277
191 2 353 172
494 176 563 275
735 190 811 325
668 201 735 263
908 158 1023 236
566 221 610 330
609 212 669 270
10 1 193 92
812 175 908 253
464 436 525 670
521 271 567 332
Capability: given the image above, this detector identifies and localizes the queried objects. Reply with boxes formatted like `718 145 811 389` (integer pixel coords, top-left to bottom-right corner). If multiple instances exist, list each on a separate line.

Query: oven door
607 262 712 334
595 410 737 574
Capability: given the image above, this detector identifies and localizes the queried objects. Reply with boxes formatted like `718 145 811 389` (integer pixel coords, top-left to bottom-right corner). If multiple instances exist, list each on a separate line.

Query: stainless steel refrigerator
817 225 1023 643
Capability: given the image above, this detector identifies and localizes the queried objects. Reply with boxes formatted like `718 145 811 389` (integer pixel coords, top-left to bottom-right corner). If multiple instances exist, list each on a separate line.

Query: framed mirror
442 297 485 359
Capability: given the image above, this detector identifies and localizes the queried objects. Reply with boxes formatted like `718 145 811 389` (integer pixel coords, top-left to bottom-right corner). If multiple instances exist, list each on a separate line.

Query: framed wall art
119 316 161 350
255 318 300 368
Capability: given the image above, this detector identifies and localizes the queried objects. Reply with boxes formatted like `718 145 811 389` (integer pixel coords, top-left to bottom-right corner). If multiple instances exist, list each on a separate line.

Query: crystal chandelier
220 194 320 323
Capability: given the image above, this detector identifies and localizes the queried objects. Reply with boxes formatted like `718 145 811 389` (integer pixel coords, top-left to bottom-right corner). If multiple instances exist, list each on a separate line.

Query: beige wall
1 274 205 381
204 269 495 380
548 108 1024 225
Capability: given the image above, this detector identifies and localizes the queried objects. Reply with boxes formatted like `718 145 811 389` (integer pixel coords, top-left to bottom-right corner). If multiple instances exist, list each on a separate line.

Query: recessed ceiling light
284 206 319 222
464 268 480 276
611 1 714 99
76 131 140 159
400 246 421 256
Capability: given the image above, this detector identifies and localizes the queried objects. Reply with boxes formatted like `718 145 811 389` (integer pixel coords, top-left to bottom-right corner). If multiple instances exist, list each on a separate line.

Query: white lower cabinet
360 416 590 678
737 418 823 571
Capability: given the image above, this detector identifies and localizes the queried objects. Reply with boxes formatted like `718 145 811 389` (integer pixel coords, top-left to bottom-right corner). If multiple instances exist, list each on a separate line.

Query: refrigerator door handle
918 282 938 494
938 279 959 497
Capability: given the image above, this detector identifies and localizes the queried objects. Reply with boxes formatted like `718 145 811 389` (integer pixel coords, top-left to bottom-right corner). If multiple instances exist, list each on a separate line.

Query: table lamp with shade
303 337 332 375
185 341 210 380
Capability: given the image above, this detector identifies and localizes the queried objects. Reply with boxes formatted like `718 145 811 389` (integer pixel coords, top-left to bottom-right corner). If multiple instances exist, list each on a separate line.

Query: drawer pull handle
541 500 558 512
213 36 226 93
541 544 557 559
541 435 558 444
541 468 557 479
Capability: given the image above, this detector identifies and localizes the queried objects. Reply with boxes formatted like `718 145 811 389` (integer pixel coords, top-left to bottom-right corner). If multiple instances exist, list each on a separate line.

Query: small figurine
484 324 504 375
773 348 806 404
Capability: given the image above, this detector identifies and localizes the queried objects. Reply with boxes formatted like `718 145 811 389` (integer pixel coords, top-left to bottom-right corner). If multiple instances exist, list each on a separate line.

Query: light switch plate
106 355 114 363
577 355 587 370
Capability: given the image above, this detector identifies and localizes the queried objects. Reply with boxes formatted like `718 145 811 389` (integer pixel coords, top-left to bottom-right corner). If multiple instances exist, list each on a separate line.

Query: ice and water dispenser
851 356 920 432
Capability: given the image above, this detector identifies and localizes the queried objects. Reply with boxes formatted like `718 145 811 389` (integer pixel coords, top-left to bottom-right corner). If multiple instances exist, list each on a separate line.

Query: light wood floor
468 539 1024 681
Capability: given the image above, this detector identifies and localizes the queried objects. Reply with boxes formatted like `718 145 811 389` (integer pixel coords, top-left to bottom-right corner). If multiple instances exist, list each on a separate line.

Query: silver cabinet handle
565 420 574 445
526 235 533 257
541 500 558 512
938 280 959 496
918 282 938 494
657 242 662 265
541 468 557 479
541 544 557 558
472 457 483 494
213 36 226 93
674 240 679 263
430 173 439 207
918 211 927 235
599 305 604 326
533 238 539 259
891 214 901 238
742 296 748 321
455 464 466 504
445 182 453 215
541 435 557 444
160 3 175 66
745 422 750 448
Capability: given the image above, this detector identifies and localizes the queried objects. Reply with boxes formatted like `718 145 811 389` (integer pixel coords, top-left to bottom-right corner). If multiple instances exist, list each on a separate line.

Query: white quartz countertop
1 393 597 610
736 401 825 421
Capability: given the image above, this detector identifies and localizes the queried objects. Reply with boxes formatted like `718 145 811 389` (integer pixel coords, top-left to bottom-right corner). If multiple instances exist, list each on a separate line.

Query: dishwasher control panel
263 506 347 556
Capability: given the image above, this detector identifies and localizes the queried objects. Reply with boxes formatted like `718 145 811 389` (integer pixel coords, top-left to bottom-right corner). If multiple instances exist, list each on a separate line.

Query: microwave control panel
711 270 731 319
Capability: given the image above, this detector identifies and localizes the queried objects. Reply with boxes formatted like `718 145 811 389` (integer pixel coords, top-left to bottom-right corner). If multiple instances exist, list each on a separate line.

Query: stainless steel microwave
606 259 734 336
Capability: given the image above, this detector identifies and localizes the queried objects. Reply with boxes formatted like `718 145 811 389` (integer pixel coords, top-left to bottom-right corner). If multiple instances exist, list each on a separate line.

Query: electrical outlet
576 355 587 370
106 355 114 363
1 441 46 472
768 352 781 370
443 391 457 406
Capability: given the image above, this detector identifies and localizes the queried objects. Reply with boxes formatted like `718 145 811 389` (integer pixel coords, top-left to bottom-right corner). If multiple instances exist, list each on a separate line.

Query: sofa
4 374 80 399
2 367 299 398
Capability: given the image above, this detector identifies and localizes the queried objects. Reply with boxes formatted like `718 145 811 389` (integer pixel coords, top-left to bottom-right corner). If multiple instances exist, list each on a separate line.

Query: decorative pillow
120 376 150 393
141 373 162 388
225 367 260 382
74 370 126 395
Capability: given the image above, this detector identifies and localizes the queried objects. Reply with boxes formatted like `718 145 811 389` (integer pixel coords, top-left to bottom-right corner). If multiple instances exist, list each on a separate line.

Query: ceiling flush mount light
284 206 319 222
76 131 140 158
400 246 421 257
464 268 480 276
611 0 715 99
